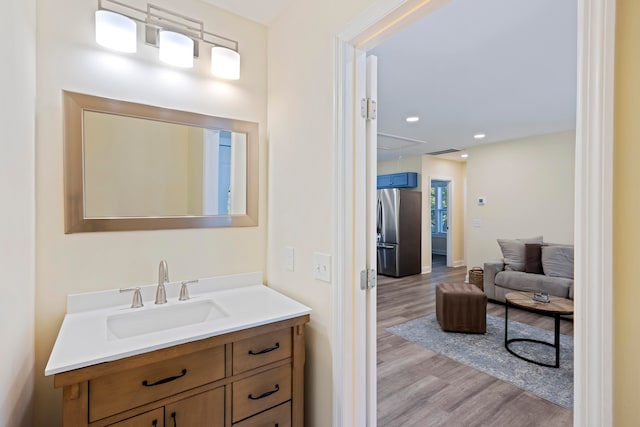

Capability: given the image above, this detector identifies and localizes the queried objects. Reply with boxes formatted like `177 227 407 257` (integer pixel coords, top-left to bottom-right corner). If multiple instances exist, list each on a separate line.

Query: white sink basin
107 299 228 340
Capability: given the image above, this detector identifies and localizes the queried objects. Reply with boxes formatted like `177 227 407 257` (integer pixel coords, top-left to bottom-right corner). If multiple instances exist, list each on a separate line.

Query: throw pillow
524 243 544 274
497 236 544 272
541 245 574 279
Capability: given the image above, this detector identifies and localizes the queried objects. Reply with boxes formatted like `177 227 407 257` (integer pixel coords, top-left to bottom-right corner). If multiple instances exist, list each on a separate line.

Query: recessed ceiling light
405 116 420 123
461 153 469 158
473 133 486 139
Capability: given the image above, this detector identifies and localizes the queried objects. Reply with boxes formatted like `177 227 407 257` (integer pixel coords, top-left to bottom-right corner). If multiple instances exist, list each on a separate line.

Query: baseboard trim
452 260 466 268
421 266 431 274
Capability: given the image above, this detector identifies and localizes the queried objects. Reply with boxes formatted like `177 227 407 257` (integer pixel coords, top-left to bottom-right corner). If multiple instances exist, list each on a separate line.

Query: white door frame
333 0 615 426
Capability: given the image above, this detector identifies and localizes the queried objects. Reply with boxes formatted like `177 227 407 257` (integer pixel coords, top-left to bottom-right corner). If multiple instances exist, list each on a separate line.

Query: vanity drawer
89 345 225 422
233 328 292 374
233 401 291 427
232 365 292 422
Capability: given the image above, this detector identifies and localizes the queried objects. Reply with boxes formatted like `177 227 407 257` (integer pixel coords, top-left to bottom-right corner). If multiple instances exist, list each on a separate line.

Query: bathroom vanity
46 273 310 427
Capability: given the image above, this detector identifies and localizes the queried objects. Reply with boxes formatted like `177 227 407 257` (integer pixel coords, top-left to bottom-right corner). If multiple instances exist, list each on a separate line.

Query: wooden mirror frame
63 91 259 233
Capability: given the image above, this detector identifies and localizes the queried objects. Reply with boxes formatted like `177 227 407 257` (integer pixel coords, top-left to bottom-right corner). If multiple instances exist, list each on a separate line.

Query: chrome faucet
155 260 168 304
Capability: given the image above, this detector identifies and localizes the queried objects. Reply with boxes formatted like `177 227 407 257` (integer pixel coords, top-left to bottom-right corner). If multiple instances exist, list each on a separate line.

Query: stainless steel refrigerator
376 188 422 277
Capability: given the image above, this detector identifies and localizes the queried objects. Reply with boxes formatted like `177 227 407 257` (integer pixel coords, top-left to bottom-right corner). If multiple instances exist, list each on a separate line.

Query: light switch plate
472 219 482 228
285 246 295 272
313 252 331 282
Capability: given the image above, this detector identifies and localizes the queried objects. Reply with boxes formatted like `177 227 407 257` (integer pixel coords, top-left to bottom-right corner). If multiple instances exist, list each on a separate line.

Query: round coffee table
504 291 574 368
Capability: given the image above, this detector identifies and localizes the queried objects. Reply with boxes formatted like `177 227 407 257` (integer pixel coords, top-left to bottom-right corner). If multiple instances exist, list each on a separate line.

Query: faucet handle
179 280 199 301
120 287 144 308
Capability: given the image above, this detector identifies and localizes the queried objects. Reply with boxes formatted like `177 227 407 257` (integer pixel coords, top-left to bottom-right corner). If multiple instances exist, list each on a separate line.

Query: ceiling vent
426 148 460 156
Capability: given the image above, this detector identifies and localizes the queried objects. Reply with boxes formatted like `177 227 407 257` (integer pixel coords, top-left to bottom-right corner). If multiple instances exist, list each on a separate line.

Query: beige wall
614 0 640 424
34 0 268 425
465 131 575 269
267 1 376 425
0 1 36 426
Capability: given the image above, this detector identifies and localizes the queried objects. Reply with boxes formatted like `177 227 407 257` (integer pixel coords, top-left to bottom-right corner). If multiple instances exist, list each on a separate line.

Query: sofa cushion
524 243 544 274
497 236 544 271
494 271 572 298
541 245 574 279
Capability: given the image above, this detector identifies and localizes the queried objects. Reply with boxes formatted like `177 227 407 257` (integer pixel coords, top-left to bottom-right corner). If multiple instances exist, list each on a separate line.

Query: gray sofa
483 238 574 303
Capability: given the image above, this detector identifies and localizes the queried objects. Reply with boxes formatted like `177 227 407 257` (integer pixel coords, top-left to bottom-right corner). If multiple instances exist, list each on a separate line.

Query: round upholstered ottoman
436 283 487 333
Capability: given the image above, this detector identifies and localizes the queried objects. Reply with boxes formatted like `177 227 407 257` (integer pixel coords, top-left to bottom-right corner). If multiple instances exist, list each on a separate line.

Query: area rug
387 314 573 408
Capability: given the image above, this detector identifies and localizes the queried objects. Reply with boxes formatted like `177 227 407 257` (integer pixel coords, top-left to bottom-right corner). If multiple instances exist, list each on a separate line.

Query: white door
353 51 379 426
365 54 378 427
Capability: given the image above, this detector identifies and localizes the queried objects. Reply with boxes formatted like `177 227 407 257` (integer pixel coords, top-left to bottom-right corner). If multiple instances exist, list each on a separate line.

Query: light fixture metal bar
99 0 147 22
148 4 204 38
97 0 239 52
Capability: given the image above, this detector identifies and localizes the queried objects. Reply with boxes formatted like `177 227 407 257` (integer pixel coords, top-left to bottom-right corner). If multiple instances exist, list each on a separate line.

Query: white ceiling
200 0 292 24
372 0 577 162
201 0 577 163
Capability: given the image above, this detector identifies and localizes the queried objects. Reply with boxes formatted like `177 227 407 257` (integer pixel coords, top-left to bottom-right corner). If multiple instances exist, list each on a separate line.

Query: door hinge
360 268 377 290
361 97 377 121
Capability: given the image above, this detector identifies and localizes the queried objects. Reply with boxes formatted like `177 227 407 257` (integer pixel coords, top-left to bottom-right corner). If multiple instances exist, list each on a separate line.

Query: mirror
63 91 259 233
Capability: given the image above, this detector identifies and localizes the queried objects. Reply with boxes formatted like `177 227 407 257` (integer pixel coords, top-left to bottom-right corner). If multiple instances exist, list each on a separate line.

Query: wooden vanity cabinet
54 315 309 427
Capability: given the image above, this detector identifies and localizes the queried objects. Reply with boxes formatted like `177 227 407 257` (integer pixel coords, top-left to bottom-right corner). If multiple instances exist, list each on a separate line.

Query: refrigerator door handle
376 198 382 235
377 244 395 249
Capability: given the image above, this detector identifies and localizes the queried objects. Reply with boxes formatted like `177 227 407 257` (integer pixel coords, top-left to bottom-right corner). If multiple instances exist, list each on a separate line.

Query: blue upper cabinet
377 172 418 189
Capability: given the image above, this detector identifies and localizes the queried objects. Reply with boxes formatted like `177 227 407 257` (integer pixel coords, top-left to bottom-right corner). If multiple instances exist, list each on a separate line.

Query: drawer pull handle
248 342 280 355
248 384 280 400
141 369 187 387
152 420 158 427
171 412 177 427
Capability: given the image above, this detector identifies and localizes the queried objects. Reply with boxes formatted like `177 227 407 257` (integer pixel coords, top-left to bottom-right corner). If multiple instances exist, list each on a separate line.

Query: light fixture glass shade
211 46 240 80
159 31 194 68
95 10 137 53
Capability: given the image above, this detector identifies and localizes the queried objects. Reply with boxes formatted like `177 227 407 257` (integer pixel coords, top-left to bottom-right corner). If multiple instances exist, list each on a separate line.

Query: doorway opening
334 0 614 426
429 179 450 268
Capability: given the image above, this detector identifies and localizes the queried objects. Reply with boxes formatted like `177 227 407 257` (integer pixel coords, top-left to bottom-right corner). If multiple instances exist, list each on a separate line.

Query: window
431 182 448 235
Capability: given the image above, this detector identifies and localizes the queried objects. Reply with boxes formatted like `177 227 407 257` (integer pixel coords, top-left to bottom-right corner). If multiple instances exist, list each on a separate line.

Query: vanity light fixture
95 0 241 78
473 133 486 139
460 153 469 158
95 9 137 53
159 30 194 68
405 116 420 123
211 46 241 80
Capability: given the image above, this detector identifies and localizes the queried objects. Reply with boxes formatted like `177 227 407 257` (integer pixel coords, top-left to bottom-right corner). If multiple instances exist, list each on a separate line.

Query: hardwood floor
377 262 573 426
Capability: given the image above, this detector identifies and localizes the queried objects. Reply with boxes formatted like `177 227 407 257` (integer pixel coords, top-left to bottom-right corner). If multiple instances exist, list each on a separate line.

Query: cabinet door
165 388 224 427
377 175 392 188
107 408 164 427
389 173 409 187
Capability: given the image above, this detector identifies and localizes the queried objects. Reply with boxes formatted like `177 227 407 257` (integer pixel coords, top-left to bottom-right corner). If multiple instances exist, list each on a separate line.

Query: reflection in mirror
84 112 247 218
63 91 258 233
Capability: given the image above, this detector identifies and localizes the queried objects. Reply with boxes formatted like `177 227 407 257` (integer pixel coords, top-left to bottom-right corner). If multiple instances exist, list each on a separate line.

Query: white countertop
45 273 311 376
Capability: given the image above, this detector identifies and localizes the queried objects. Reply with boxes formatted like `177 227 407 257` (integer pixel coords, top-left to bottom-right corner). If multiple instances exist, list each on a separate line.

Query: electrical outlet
313 252 331 283
285 246 295 272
